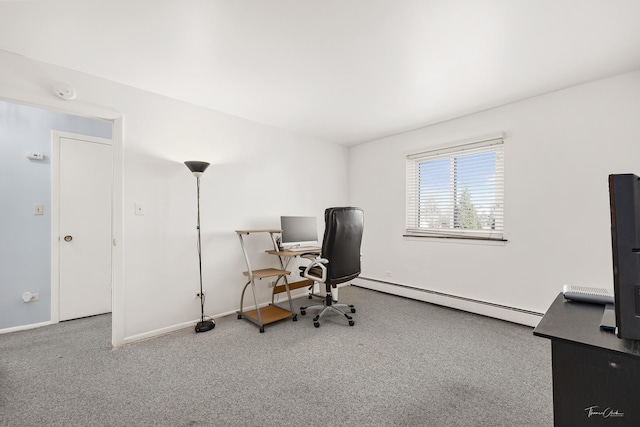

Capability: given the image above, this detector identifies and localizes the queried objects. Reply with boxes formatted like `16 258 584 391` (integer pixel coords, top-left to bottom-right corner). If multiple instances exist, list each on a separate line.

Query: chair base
300 294 356 328
307 281 325 300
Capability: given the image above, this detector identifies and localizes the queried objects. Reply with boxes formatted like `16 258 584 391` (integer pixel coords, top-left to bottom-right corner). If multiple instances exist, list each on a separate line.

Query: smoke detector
52 82 77 100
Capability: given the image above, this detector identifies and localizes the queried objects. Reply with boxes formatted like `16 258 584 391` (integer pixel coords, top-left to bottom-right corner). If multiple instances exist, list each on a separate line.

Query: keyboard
287 246 321 252
562 285 614 305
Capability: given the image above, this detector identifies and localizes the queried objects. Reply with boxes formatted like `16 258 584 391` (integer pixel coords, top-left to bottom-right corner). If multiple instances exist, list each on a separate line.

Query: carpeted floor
0 286 553 426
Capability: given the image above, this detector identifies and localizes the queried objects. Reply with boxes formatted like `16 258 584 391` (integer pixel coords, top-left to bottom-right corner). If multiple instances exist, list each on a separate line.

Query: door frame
51 131 113 324
1 94 123 348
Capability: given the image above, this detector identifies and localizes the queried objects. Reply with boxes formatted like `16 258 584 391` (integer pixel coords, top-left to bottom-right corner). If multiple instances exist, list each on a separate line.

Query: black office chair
299 207 364 328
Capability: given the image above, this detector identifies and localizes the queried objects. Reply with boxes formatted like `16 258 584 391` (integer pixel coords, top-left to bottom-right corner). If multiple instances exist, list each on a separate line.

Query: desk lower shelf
273 278 314 294
237 305 295 332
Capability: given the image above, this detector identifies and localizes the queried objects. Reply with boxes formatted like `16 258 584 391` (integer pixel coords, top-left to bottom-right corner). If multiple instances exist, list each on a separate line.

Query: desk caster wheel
300 309 306 316
259 326 265 333
314 322 320 328
293 314 298 321
237 314 242 319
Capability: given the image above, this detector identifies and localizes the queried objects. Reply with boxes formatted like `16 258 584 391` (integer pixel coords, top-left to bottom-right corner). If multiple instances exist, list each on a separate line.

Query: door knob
64 235 73 242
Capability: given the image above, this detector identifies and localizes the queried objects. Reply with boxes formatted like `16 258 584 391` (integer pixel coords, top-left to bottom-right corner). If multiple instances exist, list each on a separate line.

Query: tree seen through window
418 151 498 231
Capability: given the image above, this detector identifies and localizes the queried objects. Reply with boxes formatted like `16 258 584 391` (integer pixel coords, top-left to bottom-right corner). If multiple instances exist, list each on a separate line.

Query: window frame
405 135 506 241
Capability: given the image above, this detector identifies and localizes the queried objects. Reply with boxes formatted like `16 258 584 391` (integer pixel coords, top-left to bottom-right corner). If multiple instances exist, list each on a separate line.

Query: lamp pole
185 161 215 333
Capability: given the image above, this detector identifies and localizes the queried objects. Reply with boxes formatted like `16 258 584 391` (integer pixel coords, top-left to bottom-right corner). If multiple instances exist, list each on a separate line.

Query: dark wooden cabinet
534 294 640 426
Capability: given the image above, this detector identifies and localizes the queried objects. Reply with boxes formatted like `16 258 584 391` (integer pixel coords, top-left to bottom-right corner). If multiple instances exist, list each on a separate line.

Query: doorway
51 131 113 322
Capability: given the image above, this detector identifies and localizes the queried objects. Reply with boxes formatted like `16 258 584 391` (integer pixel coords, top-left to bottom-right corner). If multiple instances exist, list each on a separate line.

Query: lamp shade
184 161 210 177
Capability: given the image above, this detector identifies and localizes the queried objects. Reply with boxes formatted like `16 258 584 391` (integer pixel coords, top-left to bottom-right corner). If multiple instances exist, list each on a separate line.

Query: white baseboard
120 288 315 347
122 320 198 345
0 320 52 335
353 277 543 327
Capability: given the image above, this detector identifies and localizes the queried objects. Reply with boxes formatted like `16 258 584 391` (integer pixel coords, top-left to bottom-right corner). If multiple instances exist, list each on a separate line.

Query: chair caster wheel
237 314 242 319
349 320 355 326
350 308 356 313
313 315 320 322
308 295 313 299
293 314 298 321
259 327 265 333
300 310 306 316
314 322 320 328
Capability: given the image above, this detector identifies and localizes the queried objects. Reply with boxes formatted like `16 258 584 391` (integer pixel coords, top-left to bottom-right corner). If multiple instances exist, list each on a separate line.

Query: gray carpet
0 286 552 426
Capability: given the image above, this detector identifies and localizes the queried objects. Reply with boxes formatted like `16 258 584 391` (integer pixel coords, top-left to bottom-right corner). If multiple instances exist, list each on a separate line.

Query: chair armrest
301 256 328 283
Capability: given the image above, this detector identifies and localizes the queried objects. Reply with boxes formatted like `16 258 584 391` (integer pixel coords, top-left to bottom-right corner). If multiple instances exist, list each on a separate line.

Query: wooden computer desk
235 229 320 332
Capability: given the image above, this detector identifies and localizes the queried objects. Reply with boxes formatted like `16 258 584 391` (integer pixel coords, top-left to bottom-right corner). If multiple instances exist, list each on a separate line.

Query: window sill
403 234 508 245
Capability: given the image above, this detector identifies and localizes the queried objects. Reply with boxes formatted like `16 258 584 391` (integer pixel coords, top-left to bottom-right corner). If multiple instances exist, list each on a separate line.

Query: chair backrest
321 207 364 285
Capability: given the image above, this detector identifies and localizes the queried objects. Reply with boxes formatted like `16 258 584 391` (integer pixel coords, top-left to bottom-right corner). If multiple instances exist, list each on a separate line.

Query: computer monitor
608 173 640 340
280 216 318 248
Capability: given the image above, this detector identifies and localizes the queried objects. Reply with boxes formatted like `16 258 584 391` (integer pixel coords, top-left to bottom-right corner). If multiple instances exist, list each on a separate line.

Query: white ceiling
1 0 640 146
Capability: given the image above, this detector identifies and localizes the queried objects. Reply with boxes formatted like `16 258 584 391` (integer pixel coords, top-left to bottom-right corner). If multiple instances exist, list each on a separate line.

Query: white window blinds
406 136 505 240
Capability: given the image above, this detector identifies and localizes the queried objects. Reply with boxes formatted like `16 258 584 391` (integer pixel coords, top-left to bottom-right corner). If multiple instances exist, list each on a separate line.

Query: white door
58 135 112 321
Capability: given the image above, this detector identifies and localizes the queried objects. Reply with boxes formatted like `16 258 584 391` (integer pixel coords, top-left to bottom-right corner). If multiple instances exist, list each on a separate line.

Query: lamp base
195 320 215 333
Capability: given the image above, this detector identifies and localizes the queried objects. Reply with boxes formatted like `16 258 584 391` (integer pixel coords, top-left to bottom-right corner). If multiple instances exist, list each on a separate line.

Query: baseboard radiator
353 276 543 327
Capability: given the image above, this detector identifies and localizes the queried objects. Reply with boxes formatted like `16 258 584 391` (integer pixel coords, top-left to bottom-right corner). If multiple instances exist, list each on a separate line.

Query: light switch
33 203 44 215
135 202 145 216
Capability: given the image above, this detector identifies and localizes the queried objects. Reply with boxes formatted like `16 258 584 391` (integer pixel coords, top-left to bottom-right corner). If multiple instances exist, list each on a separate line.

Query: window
406 136 504 240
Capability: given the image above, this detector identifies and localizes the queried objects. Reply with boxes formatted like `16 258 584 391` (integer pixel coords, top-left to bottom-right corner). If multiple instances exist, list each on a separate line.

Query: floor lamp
185 160 215 333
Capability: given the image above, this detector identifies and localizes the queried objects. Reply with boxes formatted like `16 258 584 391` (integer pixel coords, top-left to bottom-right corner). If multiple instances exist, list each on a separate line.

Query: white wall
0 51 349 343
350 70 640 325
